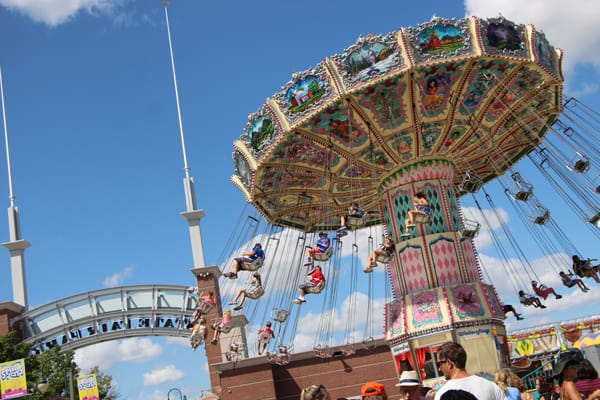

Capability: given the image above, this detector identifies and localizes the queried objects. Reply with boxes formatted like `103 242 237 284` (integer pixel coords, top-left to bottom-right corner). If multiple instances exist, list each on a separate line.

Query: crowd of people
298 342 600 400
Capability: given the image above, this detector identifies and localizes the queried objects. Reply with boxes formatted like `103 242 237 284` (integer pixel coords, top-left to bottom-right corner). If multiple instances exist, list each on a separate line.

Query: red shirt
310 269 325 285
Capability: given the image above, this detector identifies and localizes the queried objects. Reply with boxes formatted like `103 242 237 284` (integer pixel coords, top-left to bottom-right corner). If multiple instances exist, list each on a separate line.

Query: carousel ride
209 15 597 375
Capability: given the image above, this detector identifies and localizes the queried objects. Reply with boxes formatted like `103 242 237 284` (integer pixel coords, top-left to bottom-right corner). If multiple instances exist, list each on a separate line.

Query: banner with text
0 358 27 399
77 374 99 400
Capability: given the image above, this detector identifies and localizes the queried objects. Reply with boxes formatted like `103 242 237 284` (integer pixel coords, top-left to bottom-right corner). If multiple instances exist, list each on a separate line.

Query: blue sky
1 0 600 399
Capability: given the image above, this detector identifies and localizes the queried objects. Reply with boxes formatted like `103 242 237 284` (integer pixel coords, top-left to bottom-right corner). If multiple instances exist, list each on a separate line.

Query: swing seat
312 246 333 262
588 212 600 227
190 329 206 349
414 213 430 224
271 308 289 323
343 344 355 356
570 155 590 173
460 219 481 239
246 286 265 300
530 209 550 225
362 336 376 350
305 280 326 294
240 257 264 271
212 318 232 334
510 172 534 201
314 345 332 359
458 171 484 193
376 253 392 264
267 347 290 365
278 345 289 354
591 175 600 194
514 188 534 201
196 299 215 315
346 214 366 229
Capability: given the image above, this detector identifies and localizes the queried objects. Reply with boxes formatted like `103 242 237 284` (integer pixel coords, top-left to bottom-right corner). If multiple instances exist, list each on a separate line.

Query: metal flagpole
162 2 206 267
0 65 30 308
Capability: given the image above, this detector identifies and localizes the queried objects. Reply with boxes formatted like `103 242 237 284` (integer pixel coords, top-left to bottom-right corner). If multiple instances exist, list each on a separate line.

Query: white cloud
464 0 600 81
143 364 185 386
74 337 163 370
103 265 134 287
0 0 124 27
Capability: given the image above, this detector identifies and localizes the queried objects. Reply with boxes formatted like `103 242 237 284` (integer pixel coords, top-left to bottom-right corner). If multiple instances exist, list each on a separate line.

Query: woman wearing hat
396 371 427 399
553 349 584 400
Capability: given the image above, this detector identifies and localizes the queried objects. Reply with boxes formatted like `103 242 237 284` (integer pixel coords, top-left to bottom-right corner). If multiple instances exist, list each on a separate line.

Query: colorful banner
0 358 27 399
77 374 99 400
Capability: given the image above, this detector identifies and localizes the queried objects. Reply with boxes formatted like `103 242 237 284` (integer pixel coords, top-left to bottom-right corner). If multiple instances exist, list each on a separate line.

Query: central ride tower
232 15 564 381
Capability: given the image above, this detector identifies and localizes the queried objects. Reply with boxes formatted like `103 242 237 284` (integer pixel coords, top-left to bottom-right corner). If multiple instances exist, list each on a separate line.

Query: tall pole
0 65 30 308
163 2 206 268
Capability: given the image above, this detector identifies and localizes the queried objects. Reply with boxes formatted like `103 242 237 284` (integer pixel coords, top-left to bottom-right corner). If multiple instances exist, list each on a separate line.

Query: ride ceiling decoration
232 16 563 232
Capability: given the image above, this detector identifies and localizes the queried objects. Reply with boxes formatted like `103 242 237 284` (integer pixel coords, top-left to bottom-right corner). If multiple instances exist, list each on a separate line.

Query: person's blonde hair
300 384 330 400
507 370 525 392
494 368 524 394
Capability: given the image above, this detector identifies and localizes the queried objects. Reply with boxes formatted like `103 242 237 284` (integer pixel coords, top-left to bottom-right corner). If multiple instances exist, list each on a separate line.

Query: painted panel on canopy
356 143 395 170
505 67 545 101
386 299 406 339
450 285 486 319
286 76 327 113
336 161 377 179
300 104 369 148
265 134 331 168
481 284 504 318
354 76 408 131
233 151 253 190
243 112 277 159
420 121 446 156
256 166 325 191
271 62 335 126
410 289 445 329
533 30 559 76
416 60 467 118
479 18 527 58
406 17 473 63
388 130 414 162
438 125 467 155
528 88 559 115
460 59 517 116
330 32 406 90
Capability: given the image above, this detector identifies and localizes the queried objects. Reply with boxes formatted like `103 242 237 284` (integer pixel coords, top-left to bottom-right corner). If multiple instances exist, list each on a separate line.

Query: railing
519 358 555 391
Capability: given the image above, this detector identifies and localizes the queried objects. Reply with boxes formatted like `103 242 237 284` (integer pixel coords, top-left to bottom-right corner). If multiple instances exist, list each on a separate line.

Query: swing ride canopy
231 16 564 232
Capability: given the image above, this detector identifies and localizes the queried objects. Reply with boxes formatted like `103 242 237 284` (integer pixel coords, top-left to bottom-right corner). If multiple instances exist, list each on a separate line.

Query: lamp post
37 355 75 400
167 387 187 400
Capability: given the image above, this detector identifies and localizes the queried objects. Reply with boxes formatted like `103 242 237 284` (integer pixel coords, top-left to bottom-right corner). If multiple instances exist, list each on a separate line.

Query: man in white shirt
434 341 504 400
